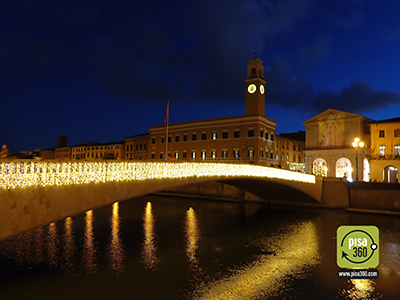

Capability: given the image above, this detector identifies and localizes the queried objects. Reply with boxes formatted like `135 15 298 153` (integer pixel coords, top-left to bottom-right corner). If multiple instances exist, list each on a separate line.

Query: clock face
260 85 265 94
248 84 256 94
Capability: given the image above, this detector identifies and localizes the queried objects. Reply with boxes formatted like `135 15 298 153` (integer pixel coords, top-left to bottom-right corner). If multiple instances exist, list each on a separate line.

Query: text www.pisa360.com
337 269 379 279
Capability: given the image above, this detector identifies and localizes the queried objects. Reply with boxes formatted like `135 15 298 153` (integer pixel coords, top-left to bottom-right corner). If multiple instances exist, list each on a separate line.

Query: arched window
336 157 352 178
250 68 256 78
383 166 398 183
363 158 370 182
312 158 327 177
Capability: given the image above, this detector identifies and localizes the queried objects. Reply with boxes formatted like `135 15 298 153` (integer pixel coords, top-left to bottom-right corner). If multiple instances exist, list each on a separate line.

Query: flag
163 102 169 130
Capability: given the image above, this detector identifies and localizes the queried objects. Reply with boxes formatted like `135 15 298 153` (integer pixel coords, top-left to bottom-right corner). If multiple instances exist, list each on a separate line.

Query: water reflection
340 279 378 299
83 210 97 273
47 222 59 268
108 202 125 274
141 202 159 269
191 221 321 300
63 217 76 273
185 207 201 266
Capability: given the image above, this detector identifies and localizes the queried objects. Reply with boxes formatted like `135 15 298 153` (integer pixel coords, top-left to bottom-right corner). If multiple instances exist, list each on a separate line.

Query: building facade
124 133 150 160
276 131 305 172
55 146 71 160
303 108 372 181
368 117 400 182
149 56 277 165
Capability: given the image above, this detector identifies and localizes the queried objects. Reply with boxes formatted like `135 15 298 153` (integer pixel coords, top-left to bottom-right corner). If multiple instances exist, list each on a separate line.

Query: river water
0 195 399 300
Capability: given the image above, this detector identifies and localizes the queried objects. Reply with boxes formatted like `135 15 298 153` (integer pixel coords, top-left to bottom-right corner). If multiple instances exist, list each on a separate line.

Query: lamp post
352 138 364 181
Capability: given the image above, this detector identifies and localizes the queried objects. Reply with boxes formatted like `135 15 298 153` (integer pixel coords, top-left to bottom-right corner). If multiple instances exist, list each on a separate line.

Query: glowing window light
0 160 315 190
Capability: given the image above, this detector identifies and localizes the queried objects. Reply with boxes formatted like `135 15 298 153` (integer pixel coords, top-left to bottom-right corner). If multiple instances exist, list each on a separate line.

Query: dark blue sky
2 0 400 152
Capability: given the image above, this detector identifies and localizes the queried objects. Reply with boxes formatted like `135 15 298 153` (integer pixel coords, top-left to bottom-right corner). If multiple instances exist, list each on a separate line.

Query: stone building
275 131 305 172
303 108 373 181
124 133 150 160
148 56 277 165
368 117 400 182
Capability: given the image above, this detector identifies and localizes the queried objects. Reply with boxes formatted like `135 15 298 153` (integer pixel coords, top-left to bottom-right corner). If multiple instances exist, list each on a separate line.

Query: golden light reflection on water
109 202 126 274
63 217 75 273
339 279 378 300
191 221 321 300
83 210 96 273
185 207 201 266
47 222 59 268
141 202 159 269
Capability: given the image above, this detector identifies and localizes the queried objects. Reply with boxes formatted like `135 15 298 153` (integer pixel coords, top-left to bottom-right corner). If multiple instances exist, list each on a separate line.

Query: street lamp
352 138 364 181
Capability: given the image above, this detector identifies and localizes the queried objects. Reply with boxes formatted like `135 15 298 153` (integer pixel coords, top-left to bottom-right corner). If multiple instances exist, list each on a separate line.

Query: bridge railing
0 160 315 190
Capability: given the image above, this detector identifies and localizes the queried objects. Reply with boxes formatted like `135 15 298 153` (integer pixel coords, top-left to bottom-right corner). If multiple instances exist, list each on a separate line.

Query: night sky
2 0 400 152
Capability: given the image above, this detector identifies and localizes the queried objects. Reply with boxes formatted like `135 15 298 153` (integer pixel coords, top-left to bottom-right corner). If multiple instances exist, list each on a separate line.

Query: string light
0 161 315 190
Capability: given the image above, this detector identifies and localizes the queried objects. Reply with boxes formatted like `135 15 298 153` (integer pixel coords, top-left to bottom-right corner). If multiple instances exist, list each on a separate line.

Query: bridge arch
0 161 320 241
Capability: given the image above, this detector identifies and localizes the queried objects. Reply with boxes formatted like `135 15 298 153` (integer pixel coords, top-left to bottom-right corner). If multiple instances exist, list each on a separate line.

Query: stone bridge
0 160 321 241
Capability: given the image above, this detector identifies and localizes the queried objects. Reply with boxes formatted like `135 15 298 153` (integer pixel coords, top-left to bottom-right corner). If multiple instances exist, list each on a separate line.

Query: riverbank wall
161 178 400 215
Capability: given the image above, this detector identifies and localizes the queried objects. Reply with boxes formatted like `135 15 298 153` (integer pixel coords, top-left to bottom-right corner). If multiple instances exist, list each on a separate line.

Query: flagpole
165 101 169 161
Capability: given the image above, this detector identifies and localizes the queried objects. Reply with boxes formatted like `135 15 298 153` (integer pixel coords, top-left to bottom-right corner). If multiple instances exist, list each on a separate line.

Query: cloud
0 0 316 108
296 36 331 70
308 82 400 113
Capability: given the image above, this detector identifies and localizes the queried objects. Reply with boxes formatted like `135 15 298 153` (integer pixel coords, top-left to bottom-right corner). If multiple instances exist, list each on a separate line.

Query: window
248 150 254 158
136 144 139 151
175 152 179 159
161 137 164 144
201 151 206 160
222 150 227 158
201 133 207 140
151 153 155 159
211 151 216 159
271 133 274 141
234 131 240 138
175 135 179 142
168 136 171 143
395 129 400 137
144 144 147 150
260 130 263 138
192 134 197 141
160 153 164 159
191 151 196 159
140 144 143 150
152 138 155 144
379 130 385 138
293 155 296 162
271 152 274 159
248 129 254 137
379 145 385 157
395 145 400 157
234 150 239 158
183 134 187 141
282 154 285 161
260 150 263 157
212 132 217 140
183 152 187 159
287 142 289 150
126 145 129 151
223 131 228 139
293 144 296 151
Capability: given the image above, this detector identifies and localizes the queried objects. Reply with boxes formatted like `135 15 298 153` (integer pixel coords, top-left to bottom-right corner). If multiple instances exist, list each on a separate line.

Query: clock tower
245 55 266 116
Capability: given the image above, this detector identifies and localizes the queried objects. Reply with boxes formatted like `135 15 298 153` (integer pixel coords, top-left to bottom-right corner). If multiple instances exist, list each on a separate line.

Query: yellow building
303 108 373 181
55 146 71 160
149 56 277 165
368 117 400 182
276 131 305 172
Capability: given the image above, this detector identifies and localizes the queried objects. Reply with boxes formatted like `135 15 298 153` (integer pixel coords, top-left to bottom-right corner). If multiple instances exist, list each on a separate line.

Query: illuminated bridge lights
0 161 315 190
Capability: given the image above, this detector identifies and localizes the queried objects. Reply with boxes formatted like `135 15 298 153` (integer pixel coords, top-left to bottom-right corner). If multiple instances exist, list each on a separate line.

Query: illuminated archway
335 157 352 179
312 158 327 177
363 158 370 182
383 166 398 183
